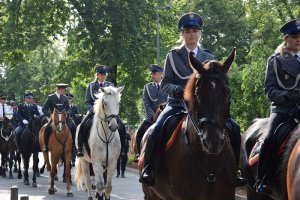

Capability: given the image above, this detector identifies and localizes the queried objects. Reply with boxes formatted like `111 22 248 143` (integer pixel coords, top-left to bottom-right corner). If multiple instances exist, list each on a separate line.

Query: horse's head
51 103 67 132
185 48 236 154
95 86 124 132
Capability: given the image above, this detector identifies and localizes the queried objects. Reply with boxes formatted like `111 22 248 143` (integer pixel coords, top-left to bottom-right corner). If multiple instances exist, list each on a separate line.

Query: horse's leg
93 163 105 200
48 153 58 195
1 153 7 177
16 151 22 179
62 156 66 183
31 152 39 187
23 153 30 185
39 161 46 174
8 151 14 179
13 151 18 173
65 150 73 197
103 162 116 200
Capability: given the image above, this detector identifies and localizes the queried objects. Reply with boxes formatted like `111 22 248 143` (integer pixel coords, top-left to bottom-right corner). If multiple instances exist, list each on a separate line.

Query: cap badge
296 19 300 29
189 13 194 19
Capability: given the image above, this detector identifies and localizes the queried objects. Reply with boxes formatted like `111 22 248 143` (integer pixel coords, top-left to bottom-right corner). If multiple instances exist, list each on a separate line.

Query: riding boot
256 138 272 195
227 119 247 187
76 125 84 157
139 134 158 186
42 122 51 153
15 126 23 152
136 120 153 155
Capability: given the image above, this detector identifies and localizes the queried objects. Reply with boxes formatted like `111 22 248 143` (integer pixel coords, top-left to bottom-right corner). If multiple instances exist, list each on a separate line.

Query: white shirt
55 92 60 99
185 46 198 56
0 103 3 118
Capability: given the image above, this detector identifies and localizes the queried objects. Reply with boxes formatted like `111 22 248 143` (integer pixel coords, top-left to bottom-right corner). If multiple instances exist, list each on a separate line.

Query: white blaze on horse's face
57 113 63 132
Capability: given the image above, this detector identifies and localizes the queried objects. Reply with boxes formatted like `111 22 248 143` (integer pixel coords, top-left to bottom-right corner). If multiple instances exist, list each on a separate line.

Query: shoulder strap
273 56 300 90
145 84 158 102
169 51 192 80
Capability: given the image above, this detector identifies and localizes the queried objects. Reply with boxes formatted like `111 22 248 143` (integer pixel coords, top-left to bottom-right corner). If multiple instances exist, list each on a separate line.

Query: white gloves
22 119 29 124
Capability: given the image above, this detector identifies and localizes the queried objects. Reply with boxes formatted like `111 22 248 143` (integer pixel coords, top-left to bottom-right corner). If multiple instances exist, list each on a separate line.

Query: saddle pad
249 140 263 167
163 116 186 152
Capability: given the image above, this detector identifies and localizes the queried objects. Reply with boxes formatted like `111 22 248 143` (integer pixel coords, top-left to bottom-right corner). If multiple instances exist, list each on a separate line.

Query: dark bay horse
17 115 43 187
39 103 73 197
287 131 300 200
141 49 237 200
240 117 300 200
0 114 16 178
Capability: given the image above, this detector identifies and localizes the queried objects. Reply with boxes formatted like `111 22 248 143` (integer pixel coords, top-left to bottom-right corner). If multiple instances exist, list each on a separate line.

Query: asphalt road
0 153 144 200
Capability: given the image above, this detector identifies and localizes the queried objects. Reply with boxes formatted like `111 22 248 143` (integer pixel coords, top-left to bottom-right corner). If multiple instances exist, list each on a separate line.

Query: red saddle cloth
248 122 297 167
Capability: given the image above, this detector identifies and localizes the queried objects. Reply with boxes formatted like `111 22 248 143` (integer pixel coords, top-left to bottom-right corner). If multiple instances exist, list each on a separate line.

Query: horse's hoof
24 180 30 185
32 182 37 187
9 175 13 179
92 185 96 190
88 197 93 200
48 188 55 195
18 174 22 179
67 192 73 197
40 168 44 174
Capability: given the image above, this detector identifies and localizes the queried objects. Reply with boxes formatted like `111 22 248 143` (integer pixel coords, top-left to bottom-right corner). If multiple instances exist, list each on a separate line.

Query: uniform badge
296 19 300 30
284 74 289 79
189 13 194 19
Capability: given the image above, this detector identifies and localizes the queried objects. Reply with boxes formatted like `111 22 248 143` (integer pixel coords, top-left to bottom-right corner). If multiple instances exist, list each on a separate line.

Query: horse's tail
75 158 84 190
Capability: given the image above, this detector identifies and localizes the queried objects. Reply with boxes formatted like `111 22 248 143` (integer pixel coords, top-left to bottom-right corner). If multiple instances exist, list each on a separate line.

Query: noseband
54 108 67 132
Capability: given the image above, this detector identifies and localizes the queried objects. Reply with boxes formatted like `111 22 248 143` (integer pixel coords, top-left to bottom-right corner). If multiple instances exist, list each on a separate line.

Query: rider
66 93 81 125
15 93 40 151
41 84 76 153
0 93 8 129
33 97 44 115
256 18 300 195
139 12 245 186
76 65 126 157
134 64 167 161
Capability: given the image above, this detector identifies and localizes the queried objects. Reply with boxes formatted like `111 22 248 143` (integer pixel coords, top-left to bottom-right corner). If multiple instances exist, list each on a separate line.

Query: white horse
75 86 124 200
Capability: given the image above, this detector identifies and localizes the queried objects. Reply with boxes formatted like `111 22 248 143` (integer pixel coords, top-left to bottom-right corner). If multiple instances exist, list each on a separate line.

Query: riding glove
22 119 29 124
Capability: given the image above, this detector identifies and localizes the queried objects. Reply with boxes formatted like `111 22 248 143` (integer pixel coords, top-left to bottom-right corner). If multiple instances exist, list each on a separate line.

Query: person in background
134 64 167 162
116 127 131 178
14 93 40 151
0 93 8 129
256 18 300 195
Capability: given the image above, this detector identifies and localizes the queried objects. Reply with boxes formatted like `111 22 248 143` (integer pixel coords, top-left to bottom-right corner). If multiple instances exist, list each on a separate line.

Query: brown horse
140 49 237 200
39 103 73 197
240 117 300 200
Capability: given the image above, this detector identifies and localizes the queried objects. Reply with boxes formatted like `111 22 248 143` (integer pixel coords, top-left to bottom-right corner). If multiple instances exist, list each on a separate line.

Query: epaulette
203 49 213 55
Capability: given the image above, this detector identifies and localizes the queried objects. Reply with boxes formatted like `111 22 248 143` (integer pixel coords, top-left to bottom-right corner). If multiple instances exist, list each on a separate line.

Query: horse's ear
189 51 205 73
223 47 236 72
117 85 125 93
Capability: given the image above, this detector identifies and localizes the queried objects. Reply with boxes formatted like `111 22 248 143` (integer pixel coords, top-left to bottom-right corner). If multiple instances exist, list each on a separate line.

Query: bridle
0 118 13 142
191 71 230 154
53 108 67 132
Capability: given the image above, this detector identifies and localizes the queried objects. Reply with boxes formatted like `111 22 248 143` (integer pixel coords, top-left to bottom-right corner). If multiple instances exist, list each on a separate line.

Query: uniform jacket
143 82 167 121
69 104 79 118
85 81 114 112
16 103 40 125
42 93 70 117
264 51 300 113
161 46 214 107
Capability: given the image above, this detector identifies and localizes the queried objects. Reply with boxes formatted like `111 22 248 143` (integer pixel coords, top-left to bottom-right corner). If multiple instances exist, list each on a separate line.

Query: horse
140 49 237 200
17 115 43 187
0 114 17 179
75 86 124 200
287 129 300 200
39 103 73 197
132 103 166 160
240 117 300 200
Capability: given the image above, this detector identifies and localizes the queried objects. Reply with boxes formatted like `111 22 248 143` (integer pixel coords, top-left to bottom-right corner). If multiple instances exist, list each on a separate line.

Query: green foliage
0 0 300 131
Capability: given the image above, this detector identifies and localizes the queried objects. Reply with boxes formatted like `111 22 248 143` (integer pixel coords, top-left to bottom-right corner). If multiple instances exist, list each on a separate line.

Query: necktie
100 83 103 87
296 54 300 63
157 84 160 91
2 104 4 117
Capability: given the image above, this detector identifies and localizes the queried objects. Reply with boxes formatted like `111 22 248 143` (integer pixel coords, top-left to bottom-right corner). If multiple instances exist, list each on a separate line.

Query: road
0 153 144 200
0 153 247 200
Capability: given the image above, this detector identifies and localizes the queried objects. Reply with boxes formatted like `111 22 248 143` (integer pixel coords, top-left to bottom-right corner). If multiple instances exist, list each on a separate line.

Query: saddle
249 120 297 166
159 111 187 152
83 117 93 157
